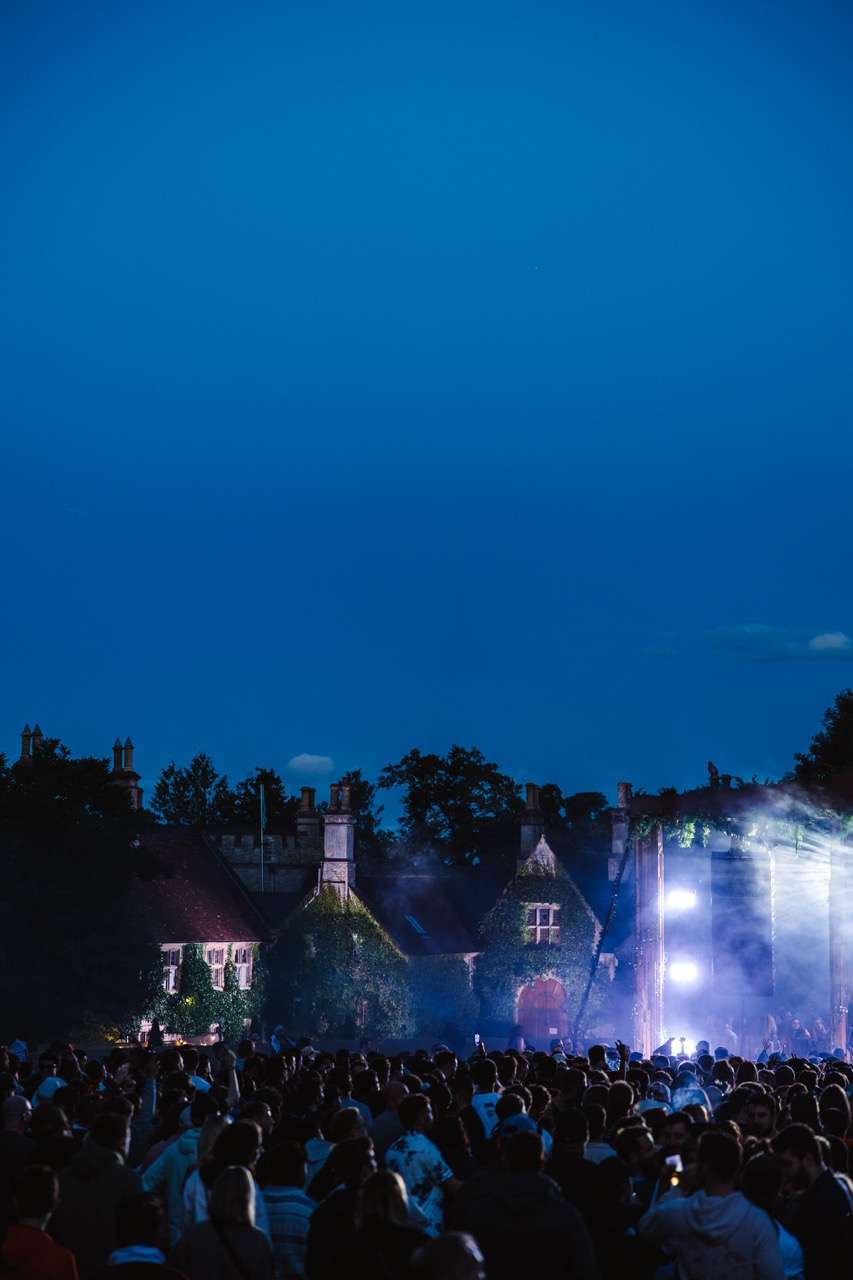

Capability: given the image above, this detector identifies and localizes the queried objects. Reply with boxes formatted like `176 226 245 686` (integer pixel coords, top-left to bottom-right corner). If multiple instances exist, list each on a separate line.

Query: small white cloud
807 632 852 652
287 753 335 777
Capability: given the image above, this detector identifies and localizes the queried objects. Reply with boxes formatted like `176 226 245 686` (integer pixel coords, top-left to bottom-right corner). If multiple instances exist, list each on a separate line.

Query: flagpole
259 781 266 893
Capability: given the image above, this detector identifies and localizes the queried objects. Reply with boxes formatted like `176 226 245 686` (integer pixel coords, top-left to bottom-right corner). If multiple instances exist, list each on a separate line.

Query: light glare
669 959 699 984
667 888 697 911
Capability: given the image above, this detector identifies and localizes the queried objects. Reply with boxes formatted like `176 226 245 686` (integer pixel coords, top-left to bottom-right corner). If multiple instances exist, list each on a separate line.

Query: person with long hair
348 1170 428 1276
171 1166 273 1280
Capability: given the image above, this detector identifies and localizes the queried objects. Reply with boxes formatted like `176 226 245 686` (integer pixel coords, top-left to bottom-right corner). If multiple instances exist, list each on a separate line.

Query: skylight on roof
404 913 429 937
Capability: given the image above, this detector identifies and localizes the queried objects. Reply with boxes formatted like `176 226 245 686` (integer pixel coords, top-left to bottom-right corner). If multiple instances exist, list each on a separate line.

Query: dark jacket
50 1143 143 1278
170 1221 273 1280
347 1218 429 1279
451 1168 599 1280
786 1167 853 1280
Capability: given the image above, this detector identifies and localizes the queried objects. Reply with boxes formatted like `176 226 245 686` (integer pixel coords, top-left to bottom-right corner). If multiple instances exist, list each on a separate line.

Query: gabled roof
356 871 504 957
134 828 267 944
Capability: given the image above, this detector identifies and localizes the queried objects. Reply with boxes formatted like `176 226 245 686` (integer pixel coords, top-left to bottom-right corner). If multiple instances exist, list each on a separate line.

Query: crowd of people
0 1031 852 1279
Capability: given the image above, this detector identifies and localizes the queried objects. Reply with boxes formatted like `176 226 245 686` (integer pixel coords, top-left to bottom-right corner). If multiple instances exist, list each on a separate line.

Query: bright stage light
667 888 697 911
669 959 699 985
676 1037 697 1056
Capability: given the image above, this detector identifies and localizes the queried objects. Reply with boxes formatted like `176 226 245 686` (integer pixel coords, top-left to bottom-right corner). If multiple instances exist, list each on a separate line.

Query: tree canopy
378 745 522 866
150 756 297 828
0 738 162 1040
794 688 853 798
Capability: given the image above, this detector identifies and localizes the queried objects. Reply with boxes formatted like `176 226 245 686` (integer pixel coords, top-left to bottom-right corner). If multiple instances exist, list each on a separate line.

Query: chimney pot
525 782 540 810
300 786 316 813
339 783 352 812
112 739 123 771
123 738 135 771
330 783 341 809
617 781 633 809
20 725 32 761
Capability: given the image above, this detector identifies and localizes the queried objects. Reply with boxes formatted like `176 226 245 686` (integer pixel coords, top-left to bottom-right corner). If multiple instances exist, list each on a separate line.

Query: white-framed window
526 904 561 945
162 945 182 993
206 947 225 989
234 945 252 989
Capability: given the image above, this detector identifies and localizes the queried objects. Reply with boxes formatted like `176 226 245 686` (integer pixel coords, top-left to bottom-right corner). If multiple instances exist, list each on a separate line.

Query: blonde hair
209 1166 255 1228
361 1170 410 1227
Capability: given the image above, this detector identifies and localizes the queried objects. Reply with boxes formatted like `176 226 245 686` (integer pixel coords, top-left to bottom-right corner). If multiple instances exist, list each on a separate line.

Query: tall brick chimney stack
19 724 32 763
110 735 143 811
519 782 544 860
321 780 355 898
296 786 322 851
31 724 43 752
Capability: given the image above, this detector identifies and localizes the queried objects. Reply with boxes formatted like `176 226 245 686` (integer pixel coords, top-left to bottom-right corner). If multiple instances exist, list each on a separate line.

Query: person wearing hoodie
50 1113 143 1278
142 1094 218 1246
449 1128 598 1280
639 1129 784 1280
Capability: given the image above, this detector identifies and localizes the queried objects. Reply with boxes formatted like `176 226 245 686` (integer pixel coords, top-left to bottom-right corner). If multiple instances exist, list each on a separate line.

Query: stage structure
613 782 851 1059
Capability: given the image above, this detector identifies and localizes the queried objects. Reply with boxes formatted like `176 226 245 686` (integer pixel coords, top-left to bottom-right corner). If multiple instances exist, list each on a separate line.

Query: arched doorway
517 978 569 1047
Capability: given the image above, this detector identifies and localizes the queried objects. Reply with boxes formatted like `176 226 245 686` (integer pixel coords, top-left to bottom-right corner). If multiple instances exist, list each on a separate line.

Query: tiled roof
356 871 506 956
134 828 266 944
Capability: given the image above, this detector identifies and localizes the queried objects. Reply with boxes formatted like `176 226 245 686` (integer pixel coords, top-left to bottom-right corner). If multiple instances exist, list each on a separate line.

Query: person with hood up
640 1129 784 1280
50 1113 143 1278
142 1094 218 1245
448 1127 597 1280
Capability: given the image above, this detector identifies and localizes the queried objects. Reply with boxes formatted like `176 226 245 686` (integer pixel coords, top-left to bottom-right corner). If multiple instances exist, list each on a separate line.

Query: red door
517 978 569 1047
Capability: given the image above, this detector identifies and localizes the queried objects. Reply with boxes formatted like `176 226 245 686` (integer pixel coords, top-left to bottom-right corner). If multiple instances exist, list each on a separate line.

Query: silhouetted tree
379 745 521 865
232 767 297 828
150 753 236 826
794 688 853 798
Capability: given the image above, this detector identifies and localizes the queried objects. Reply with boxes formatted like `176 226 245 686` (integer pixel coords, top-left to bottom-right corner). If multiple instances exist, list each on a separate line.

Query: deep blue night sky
3 2 853 808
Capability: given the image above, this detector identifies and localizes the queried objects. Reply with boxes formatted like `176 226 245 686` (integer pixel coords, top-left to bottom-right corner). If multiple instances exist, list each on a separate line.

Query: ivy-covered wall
409 954 478 1040
474 864 602 1030
266 887 411 1038
155 943 264 1038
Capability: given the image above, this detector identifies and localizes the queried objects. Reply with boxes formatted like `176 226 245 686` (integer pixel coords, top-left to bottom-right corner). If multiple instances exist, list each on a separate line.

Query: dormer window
526 904 561 945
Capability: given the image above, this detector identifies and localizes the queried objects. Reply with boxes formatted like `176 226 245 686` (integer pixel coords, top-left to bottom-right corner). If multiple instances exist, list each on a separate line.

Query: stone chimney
296 786 322 851
110 734 143 811
519 782 544 860
612 781 632 856
31 724 43 752
321 780 355 898
19 724 32 763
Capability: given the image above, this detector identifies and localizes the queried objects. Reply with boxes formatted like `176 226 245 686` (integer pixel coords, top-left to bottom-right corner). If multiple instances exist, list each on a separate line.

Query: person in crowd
385 1093 460 1236
347 1169 429 1274
142 1094 220 1244
451 1129 598 1280
370 1082 409 1161
257 1141 315 1279
640 1129 784 1279
409 1231 486 1280
0 1095 34 1228
50 1113 142 1278
184 1120 270 1240
170 1166 273 1280
1 1164 79 1280
91 1194 187 1279
742 1153 805 1280
773 1123 853 1279
304 1137 377 1280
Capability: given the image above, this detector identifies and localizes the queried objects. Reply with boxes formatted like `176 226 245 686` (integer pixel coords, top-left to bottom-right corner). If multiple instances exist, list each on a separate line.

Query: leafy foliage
379 745 521 867
474 865 602 1038
794 689 853 796
266 888 410 1038
410 955 478 1039
0 738 163 1040
232 768 297 827
150 754 235 826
